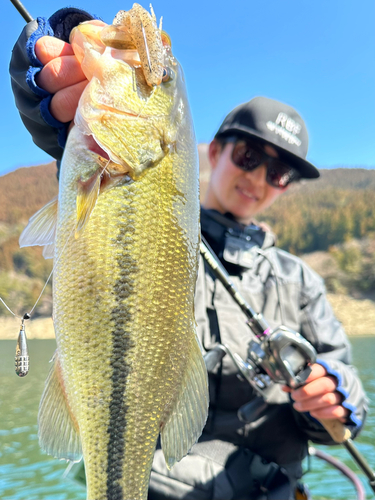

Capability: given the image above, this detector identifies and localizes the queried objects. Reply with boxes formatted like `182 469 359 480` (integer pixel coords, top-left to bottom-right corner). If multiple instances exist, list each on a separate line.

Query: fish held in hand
19 4 208 499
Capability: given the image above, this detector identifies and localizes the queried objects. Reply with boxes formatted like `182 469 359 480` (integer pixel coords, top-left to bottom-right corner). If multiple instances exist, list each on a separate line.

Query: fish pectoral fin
160 337 209 470
76 169 101 238
38 351 82 463
42 243 55 259
19 196 58 254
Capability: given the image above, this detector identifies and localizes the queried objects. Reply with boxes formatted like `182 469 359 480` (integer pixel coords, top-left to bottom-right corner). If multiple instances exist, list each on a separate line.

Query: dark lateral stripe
106 203 137 500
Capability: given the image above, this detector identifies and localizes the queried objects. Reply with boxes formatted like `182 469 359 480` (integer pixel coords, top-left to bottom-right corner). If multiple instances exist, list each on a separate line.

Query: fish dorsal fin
160 337 209 469
38 351 82 462
76 170 101 237
19 196 58 248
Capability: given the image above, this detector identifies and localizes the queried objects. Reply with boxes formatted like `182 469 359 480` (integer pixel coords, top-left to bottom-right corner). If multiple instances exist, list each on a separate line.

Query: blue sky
1 0 375 176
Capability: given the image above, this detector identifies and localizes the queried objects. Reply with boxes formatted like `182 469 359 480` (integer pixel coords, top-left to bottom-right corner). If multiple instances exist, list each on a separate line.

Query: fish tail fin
160 335 209 469
38 351 82 462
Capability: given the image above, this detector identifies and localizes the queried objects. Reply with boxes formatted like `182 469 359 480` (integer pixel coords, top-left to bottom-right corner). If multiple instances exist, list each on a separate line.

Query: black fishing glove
9 8 96 164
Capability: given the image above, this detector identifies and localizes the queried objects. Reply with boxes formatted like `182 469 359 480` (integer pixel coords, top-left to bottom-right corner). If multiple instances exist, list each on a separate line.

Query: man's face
203 139 289 224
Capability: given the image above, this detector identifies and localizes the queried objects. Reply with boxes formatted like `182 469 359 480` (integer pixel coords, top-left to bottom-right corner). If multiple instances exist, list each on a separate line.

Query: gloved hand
35 20 106 125
9 8 97 162
283 363 349 422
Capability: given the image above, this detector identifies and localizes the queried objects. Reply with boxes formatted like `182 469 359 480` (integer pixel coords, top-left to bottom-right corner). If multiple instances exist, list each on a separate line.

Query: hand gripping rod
200 235 375 494
9 0 375 490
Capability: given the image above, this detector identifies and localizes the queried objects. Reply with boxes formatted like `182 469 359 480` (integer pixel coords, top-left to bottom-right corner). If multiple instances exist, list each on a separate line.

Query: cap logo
266 112 302 147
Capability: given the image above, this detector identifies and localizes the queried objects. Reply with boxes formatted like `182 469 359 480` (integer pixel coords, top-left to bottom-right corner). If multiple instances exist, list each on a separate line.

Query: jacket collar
200 208 275 271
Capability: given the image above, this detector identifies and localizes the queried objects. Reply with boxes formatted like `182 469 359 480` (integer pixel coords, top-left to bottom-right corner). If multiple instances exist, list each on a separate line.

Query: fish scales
54 128 201 499
19 4 208 500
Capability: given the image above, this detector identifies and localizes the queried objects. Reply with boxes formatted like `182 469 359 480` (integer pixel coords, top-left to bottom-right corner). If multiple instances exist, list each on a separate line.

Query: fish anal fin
160 337 209 469
38 351 82 462
19 196 58 249
76 170 101 237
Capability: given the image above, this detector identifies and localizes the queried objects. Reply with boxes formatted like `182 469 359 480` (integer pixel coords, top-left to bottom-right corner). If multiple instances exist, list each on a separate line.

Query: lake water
0 337 374 500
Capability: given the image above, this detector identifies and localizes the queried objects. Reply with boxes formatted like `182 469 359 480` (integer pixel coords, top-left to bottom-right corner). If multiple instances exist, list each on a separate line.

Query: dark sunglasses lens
267 162 298 188
232 141 262 171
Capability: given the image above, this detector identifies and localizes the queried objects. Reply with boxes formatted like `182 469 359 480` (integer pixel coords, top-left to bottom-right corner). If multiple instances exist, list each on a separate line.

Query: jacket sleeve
9 8 96 163
293 262 368 444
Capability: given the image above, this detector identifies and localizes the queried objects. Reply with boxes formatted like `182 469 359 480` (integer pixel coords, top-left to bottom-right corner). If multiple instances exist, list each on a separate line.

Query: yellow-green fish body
20 5 208 499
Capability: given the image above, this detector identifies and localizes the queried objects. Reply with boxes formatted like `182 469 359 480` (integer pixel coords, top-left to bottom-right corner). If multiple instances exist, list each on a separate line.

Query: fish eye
162 67 175 83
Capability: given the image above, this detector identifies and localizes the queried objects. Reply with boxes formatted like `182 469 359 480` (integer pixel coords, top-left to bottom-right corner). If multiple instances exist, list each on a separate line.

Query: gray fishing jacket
149 209 367 500
10 15 367 500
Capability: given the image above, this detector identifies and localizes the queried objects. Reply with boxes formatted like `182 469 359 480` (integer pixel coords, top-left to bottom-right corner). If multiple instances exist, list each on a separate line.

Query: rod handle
319 418 352 443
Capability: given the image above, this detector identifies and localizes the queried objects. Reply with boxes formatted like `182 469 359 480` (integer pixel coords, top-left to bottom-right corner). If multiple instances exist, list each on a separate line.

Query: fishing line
62 460 75 479
28 160 112 317
132 67 137 93
28 266 54 317
2 159 110 321
0 297 22 319
140 21 152 73
0 219 76 377
28 224 75 316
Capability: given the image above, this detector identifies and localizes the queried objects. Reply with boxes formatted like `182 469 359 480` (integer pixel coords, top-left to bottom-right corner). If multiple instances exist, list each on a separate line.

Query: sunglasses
226 137 300 188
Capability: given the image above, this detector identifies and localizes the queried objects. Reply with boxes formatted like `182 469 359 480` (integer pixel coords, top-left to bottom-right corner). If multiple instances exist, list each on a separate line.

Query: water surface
0 337 374 499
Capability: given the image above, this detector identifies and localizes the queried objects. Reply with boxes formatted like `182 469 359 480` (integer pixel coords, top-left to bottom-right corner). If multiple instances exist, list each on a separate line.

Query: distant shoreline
0 317 55 340
326 293 375 336
1 293 374 339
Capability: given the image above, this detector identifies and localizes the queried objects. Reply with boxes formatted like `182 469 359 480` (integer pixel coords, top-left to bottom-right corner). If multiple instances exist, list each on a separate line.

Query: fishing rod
200 234 375 495
9 0 375 493
10 0 33 22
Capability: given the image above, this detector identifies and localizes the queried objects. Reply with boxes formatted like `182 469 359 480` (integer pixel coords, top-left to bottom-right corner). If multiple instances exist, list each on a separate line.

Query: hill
0 162 58 225
0 156 375 334
198 143 375 196
198 145 375 254
0 163 58 318
290 167 375 192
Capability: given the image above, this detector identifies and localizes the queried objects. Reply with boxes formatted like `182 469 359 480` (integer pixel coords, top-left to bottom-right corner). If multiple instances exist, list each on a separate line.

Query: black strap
225 448 292 500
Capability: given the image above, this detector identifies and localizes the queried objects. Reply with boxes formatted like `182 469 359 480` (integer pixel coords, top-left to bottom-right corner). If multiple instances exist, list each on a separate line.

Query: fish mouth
85 135 132 177
85 135 110 160
118 49 142 66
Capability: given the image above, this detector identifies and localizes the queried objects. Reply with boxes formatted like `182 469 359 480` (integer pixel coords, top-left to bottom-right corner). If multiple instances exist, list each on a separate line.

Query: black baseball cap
214 96 319 179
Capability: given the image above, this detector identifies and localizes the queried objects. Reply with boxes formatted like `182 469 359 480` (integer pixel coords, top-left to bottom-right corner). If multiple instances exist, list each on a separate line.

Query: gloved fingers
290 375 338 401
34 23 105 64
292 391 342 412
36 54 87 95
309 405 349 422
35 36 75 65
49 80 88 123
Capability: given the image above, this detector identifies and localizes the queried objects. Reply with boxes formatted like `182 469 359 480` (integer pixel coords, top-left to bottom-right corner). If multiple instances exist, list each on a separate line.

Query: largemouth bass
19 4 208 499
